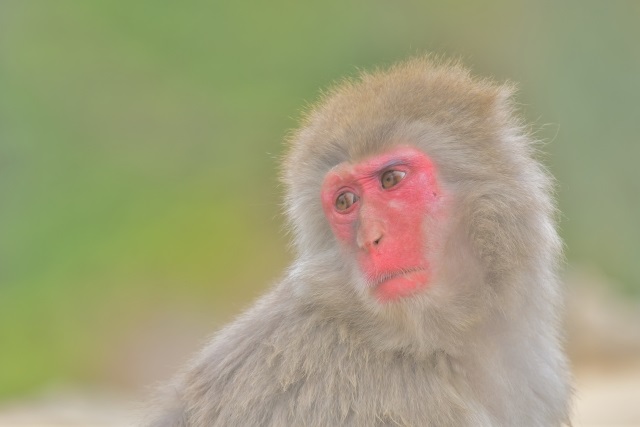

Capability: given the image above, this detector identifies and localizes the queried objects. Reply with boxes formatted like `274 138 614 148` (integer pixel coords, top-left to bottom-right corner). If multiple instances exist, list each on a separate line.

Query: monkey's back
146 287 498 427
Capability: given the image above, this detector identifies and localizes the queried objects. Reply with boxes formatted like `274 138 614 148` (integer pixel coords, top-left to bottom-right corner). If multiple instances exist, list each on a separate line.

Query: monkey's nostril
373 236 382 246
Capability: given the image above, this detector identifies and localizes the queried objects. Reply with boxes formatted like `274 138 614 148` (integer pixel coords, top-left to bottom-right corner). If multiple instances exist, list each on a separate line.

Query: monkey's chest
250 353 488 427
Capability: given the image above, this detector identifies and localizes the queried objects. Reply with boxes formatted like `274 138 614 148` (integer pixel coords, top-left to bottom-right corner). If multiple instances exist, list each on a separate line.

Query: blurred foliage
0 0 639 398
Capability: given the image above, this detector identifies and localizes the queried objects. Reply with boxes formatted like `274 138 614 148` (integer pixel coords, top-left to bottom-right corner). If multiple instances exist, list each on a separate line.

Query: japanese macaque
144 57 572 426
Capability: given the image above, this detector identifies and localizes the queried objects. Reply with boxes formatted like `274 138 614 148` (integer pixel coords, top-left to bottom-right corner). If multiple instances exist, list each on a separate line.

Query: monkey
143 56 572 426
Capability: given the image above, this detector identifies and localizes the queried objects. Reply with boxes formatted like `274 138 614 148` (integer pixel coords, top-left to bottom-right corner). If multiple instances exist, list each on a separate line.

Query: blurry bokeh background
1 1 639 425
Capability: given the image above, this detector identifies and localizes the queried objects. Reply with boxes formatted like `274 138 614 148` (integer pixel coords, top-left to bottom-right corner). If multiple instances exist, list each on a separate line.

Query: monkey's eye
335 191 358 211
381 170 406 189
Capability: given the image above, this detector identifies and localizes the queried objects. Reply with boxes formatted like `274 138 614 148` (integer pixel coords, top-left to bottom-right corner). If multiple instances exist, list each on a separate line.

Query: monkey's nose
357 223 384 250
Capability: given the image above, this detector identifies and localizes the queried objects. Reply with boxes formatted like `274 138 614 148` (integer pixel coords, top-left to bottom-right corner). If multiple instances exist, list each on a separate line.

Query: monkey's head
282 57 560 354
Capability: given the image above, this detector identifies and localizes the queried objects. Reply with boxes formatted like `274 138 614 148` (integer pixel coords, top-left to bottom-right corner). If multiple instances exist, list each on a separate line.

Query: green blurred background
1 0 639 400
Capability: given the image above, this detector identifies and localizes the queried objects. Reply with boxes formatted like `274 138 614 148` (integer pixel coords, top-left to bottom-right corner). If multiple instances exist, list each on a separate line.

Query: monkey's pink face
321 146 443 302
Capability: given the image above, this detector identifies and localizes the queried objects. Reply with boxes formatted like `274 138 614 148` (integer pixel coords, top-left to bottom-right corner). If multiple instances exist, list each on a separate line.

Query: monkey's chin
373 270 429 302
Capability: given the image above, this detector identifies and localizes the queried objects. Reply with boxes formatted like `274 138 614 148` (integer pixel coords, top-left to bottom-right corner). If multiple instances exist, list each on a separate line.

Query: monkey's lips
370 268 429 301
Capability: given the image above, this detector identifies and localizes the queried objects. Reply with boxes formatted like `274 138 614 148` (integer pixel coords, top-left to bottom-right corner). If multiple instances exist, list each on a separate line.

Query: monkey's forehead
324 145 432 175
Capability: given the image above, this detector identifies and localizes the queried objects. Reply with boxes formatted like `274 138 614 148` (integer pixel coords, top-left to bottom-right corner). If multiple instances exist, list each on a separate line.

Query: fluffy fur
143 57 571 426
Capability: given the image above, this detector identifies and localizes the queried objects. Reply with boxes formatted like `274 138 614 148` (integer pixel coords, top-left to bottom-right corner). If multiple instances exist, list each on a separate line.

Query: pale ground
572 364 640 427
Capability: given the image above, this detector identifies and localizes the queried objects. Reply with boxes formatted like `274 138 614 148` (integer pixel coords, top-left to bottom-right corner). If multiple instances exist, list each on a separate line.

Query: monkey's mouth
369 267 424 286
369 268 429 301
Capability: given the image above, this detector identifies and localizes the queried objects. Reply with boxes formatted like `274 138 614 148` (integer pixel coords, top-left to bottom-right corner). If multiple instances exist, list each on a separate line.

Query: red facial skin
321 145 442 302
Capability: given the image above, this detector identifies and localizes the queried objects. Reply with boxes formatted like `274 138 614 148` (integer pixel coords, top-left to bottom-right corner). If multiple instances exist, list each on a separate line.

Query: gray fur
143 57 571 426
